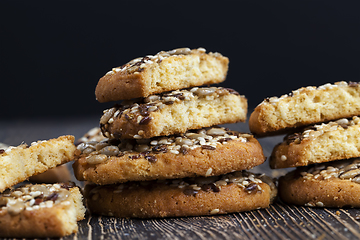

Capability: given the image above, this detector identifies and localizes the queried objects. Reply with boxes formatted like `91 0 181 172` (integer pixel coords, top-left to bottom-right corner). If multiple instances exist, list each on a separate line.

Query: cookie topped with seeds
100 86 247 140
0 135 76 193
72 127 266 185
249 81 360 136
278 158 360 208
0 182 85 238
84 170 277 218
95 47 229 102
270 116 360 169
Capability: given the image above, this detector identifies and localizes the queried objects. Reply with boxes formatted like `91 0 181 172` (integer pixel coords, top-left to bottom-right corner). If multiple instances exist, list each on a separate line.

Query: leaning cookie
73 127 265 185
95 47 229 102
100 86 247 140
84 171 277 218
0 135 76 192
0 182 85 238
279 158 360 208
249 81 360 136
270 117 360 169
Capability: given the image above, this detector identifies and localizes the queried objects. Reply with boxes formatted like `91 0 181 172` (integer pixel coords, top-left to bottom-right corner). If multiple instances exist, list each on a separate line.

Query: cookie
279 158 360 208
249 81 360 136
73 127 266 185
0 182 85 238
270 116 360 168
0 135 76 192
95 47 229 102
100 87 247 140
29 165 72 184
84 171 277 218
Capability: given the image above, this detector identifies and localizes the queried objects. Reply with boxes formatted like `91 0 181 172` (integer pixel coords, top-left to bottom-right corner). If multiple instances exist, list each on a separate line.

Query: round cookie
0 182 85 238
95 47 229 102
84 171 277 218
270 116 360 168
73 127 266 185
279 158 360 208
100 86 247 140
249 81 360 136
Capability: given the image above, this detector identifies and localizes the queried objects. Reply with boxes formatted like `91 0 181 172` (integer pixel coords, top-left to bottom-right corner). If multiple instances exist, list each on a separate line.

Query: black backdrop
1 1 360 120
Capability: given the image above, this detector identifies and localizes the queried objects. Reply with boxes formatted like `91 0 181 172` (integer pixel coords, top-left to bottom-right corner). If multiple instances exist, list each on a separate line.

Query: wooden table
1 116 360 240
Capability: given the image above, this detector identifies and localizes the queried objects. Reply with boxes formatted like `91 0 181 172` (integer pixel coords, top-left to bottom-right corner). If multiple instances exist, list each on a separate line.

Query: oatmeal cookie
95 47 229 102
249 81 360 136
270 117 360 168
0 135 76 192
84 171 276 218
279 158 360 208
0 182 85 238
100 87 247 140
73 127 265 185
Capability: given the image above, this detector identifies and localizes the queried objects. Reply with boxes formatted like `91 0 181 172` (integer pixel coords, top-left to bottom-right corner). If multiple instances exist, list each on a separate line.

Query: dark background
1 0 360 120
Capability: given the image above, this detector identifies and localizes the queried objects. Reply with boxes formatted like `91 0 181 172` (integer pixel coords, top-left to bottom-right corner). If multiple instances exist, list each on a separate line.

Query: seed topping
77 127 250 165
0 183 74 215
300 158 360 183
261 81 359 106
284 116 360 144
88 171 274 199
104 47 223 76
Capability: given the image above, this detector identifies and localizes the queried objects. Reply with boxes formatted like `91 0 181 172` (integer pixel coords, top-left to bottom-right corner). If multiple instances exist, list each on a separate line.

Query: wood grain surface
1 117 360 240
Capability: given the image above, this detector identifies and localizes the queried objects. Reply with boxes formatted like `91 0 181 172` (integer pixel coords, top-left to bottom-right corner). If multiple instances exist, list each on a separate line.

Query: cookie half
249 81 360 136
0 135 76 192
279 158 360 208
84 171 277 218
73 127 265 185
100 87 247 140
270 117 360 168
95 47 229 102
0 182 85 238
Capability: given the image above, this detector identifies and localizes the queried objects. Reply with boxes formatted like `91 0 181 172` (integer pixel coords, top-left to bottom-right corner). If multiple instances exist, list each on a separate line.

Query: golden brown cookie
279 158 360 208
270 117 360 168
73 127 266 185
100 87 247 140
84 171 277 218
95 47 229 102
249 81 360 136
0 135 76 192
0 182 85 238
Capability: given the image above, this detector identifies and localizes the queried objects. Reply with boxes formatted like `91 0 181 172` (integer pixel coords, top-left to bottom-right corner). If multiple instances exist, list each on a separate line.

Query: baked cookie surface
73 127 265 185
95 47 229 102
279 158 360 208
100 87 247 139
0 182 85 238
270 117 360 168
0 135 76 192
249 81 360 136
84 171 277 218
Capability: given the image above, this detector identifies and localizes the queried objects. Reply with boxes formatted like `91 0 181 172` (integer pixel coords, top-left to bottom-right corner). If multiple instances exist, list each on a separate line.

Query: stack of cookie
249 81 360 208
73 47 277 218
